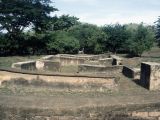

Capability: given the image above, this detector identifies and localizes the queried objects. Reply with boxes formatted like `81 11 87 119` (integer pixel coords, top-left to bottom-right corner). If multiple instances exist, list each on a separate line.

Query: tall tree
155 16 160 46
127 23 155 56
68 23 106 54
0 0 57 34
102 24 129 53
0 0 57 54
49 15 79 31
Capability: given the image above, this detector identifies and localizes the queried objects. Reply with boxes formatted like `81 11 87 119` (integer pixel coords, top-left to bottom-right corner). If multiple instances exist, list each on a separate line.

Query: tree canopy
0 0 158 56
155 16 160 46
0 0 57 34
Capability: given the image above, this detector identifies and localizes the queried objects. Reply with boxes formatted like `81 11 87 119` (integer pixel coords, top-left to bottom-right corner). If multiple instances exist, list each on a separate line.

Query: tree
102 24 129 53
155 16 160 46
0 0 57 34
46 31 80 54
127 23 155 56
68 23 107 54
0 0 57 54
49 15 79 31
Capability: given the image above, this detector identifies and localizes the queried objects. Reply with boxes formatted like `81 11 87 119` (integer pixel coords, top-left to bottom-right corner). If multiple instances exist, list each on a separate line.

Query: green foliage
0 0 157 56
46 31 80 54
102 24 129 53
127 23 155 56
0 0 57 34
68 23 107 54
0 0 57 55
50 15 79 31
155 16 160 46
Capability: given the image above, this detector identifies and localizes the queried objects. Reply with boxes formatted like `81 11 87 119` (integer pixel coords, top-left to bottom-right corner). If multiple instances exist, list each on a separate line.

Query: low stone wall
36 60 61 72
0 70 116 88
129 111 160 120
99 58 113 66
140 62 160 90
11 61 36 71
60 57 85 66
41 55 54 60
51 56 85 66
78 64 123 74
12 60 61 72
122 66 140 79
84 60 100 65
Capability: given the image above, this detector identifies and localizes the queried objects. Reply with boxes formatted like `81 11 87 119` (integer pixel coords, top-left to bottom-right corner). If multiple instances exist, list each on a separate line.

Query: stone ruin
11 54 124 74
123 62 160 91
8 54 160 91
140 62 160 91
0 54 124 91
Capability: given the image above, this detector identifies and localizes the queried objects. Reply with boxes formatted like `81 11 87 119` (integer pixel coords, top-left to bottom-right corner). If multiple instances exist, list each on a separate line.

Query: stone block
12 61 36 71
111 55 123 65
78 64 123 74
36 60 61 72
123 66 140 79
140 62 160 90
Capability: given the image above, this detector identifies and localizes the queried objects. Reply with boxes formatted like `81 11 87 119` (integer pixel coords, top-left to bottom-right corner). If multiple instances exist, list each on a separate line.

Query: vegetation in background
102 24 129 54
126 24 155 56
0 0 158 57
46 31 80 54
68 23 107 54
155 16 160 46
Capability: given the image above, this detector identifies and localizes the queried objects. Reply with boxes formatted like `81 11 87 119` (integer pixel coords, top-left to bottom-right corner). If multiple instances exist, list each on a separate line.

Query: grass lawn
0 55 44 68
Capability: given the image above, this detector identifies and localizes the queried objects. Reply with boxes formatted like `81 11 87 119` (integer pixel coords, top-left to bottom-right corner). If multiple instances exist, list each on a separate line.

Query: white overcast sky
53 0 160 26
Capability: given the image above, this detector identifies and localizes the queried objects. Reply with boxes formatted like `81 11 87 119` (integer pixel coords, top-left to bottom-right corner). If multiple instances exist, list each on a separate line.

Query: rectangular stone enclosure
140 62 160 90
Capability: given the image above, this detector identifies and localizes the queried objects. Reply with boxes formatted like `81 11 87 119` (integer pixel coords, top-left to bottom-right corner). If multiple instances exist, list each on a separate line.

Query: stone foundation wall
78 64 123 74
12 60 61 72
51 56 85 66
122 66 140 79
111 55 123 65
12 61 36 71
129 111 160 120
0 70 116 88
36 60 61 72
140 62 160 90
99 58 113 66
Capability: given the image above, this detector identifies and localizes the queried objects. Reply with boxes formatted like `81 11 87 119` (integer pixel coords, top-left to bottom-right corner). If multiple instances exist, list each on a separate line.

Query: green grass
0 55 44 68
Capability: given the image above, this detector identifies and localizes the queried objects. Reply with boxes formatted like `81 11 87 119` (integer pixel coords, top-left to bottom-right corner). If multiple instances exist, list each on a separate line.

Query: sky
53 0 160 26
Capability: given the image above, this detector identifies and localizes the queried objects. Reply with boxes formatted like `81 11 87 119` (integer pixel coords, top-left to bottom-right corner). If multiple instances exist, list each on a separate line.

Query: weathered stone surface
132 111 148 118
36 60 61 72
123 66 140 79
43 60 61 72
41 55 54 60
99 58 113 66
140 62 160 90
36 60 45 70
12 61 36 71
149 112 160 117
0 71 116 90
78 64 123 74
111 55 123 65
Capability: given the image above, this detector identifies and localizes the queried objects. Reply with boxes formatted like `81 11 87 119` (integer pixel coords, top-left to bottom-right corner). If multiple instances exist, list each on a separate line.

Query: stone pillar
140 62 160 90
111 55 123 65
